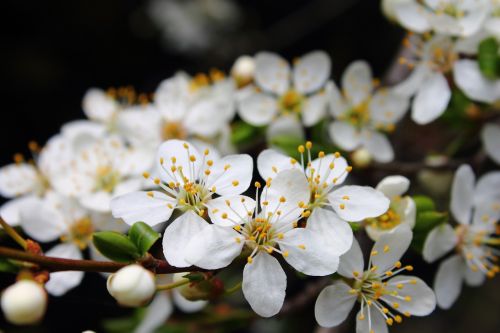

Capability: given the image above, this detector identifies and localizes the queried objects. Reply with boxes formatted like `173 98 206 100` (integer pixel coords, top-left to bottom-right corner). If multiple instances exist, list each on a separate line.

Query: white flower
315 225 436 332
392 0 489 37
366 176 416 241
257 143 389 257
328 61 409 163
422 164 500 309
453 59 500 103
184 169 340 317
394 34 458 124
82 88 120 126
107 265 156 307
482 123 500 164
1 280 47 325
237 51 331 128
231 55 255 88
111 139 252 267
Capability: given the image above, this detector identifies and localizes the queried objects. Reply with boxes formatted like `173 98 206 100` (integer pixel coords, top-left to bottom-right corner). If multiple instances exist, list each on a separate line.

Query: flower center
95 166 121 193
436 3 464 18
61 217 94 250
344 100 370 128
278 89 304 114
366 208 401 231
162 122 187 140
428 42 457 73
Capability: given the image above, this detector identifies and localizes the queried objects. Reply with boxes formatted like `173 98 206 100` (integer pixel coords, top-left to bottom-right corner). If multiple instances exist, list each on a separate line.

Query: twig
0 218 27 250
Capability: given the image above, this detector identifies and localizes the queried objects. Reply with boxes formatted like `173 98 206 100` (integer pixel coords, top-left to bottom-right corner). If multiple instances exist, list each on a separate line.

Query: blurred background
0 0 498 332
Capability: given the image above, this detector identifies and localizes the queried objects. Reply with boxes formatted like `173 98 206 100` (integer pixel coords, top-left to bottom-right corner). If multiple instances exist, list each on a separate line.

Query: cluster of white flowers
1 2 500 331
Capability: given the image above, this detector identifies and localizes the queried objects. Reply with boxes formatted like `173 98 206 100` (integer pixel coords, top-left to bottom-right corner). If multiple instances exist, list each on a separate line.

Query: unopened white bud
107 265 156 307
1 280 47 325
231 55 255 86
351 148 372 168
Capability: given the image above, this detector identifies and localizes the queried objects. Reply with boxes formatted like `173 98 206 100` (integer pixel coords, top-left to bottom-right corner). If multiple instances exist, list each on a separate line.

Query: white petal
134 293 173 333
0 163 39 198
314 281 356 328
254 52 290 95
422 224 458 263
308 153 349 186
464 265 486 287
155 74 190 122
329 185 390 222
116 108 162 148
453 59 500 103
162 211 207 267
266 114 305 144
337 238 364 279
369 90 409 125
341 61 373 107
481 123 500 165
360 129 394 163
279 228 339 276
184 100 226 137
302 93 327 127
393 2 431 33
402 196 417 229
376 175 410 198
185 224 243 269
307 208 353 256
60 120 106 150
450 164 475 225
237 92 278 126
206 195 255 227
412 73 451 124
19 197 67 242
293 51 331 94
456 7 489 37
434 255 464 309
110 191 176 226
206 154 253 196
370 224 413 273
262 169 309 223
328 121 361 151
45 243 84 296
80 191 112 213
0 195 35 226
382 275 436 316
156 140 201 185
82 88 117 123
392 65 429 98
242 253 287 317
257 149 299 182
172 290 207 313
355 305 388 333
326 81 348 118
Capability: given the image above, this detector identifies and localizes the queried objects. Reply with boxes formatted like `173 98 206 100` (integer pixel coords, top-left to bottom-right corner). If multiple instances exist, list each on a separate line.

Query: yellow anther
334 152 340 158
235 237 241 243
339 204 345 210
329 162 335 170
298 145 305 153
342 195 350 200
234 225 241 231
404 296 412 302
409 279 417 285
189 155 196 162
171 166 177 172
383 245 390 253
204 149 209 155
154 178 161 185
279 196 287 203
370 265 378 272
221 213 228 219
211 186 216 192
171 157 176 164
301 210 311 218
382 307 389 314
395 315 403 323
267 248 274 254
224 164 231 171
332 177 338 184
366 300 372 306
298 244 306 250
179 198 186 205
371 250 379 256
232 180 239 187
372 282 381 289
159 157 164 164
247 256 253 264
167 203 173 209
207 160 213 166
168 181 175 188
394 261 402 269
198 209 205 216
396 283 404 289
283 251 289 257
358 313 365 320
298 201 305 208
392 302 400 309
405 265 414 271
272 166 278 173
266 178 272 187
142 172 150 179
204 169 211 176
262 201 269 206
349 288 358 295
146 191 154 198
353 271 359 277
318 151 325 158
305 141 312 149
385 271 393 277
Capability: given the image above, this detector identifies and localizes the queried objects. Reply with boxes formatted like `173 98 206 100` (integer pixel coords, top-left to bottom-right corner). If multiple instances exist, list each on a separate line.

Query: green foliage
92 231 141 263
411 195 448 252
230 121 265 146
128 222 161 256
0 258 19 273
478 37 500 79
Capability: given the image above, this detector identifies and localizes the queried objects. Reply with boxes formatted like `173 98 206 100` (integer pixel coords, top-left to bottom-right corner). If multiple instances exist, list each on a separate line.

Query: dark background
0 0 499 332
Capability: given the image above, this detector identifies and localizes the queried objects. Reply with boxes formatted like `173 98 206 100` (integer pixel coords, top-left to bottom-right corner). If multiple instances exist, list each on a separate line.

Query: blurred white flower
481 123 500 164
111 139 252 268
231 55 255 88
422 164 500 309
328 60 409 162
392 0 489 37
238 51 331 130
315 225 436 332
366 176 416 241
107 265 156 307
453 59 500 103
184 169 340 317
1 280 47 325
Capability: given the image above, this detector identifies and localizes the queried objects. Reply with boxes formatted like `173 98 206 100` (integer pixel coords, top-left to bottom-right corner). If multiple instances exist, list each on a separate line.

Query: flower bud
1 280 47 325
107 265 156 307
231 55 255 87
175 273 224 301
351 148 372 168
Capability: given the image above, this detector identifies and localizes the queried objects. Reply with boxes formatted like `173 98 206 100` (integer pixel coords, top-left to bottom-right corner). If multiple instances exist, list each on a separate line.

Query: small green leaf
93 231 141 263
478 37 499 79
348 222 362 232
0 258 19 273
230 121 262 145
413 195 436 213
128 222 161 255
183 272 205 282
414 211 448 232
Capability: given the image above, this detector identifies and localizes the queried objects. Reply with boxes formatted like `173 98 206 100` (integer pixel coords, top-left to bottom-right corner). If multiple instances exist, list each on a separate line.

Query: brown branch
0 246 203 274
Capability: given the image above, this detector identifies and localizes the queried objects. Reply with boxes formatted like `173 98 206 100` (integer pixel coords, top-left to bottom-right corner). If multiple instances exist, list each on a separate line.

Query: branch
0 246 203 274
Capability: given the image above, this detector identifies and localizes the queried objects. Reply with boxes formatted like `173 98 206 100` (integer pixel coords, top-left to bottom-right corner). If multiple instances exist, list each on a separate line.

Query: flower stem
0 218 27 250
224 281 242 295
156 279 190 291
0 246 203 274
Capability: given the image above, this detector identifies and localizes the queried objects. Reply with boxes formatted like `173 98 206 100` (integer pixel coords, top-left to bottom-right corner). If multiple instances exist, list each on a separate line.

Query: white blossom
1 280 47 325
481 123 500 164
107 265 156 307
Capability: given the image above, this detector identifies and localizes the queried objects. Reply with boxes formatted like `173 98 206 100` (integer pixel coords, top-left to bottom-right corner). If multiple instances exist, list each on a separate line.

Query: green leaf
0 258 19 273
413 195 436 213
93 231 141 263
183 272 205 282
414 211 448 232
128 222 161 255
230 121 262 145
348 222 362 232
478 37 499 79
269 135 305 159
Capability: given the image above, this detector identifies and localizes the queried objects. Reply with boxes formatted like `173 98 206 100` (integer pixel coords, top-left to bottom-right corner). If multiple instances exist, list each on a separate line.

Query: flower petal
257 149 299 182
355 304 388 333
326 81 348 117
302 92 327 127
328 121 361 151
450 164 475 225
155 73 190 122
376 175 410 198
0 195 35 226
341 61 373 107
293 50 331 94
242 253 287 317
134 293 173 333
172 289 207 313
314 281 356 328
254 52 290 95
307 208 353 256
308 153 349 186
337 238 364 279
360 129 394 163
382 275 436 316
19 197 67 242
329 185 390 222
237 92 277 126
453 59 500 103
0 163 39 198
156 140 201 185
392 65 429 98
370 224 413 273
206 195 255 227
206 154 253 196
184 100 226 137
481 123 500 165
434 255 464 309
162 211 207 267
393 2 431 33
110 191 176 226
422 224 458 263
185 224 243 269
279 228 340 276
369 89 409 125
82 88 118 123
464 265 486 287
45 243 84 296
412 72 451 124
